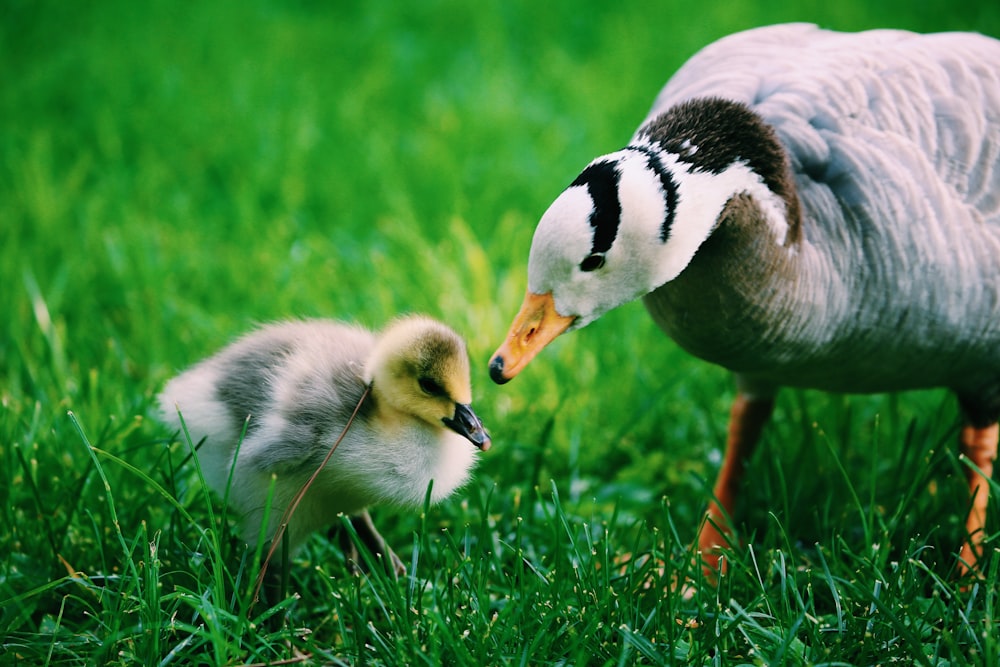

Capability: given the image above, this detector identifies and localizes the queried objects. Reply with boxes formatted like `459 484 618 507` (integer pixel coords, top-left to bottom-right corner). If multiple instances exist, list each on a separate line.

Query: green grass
3 0 1000 664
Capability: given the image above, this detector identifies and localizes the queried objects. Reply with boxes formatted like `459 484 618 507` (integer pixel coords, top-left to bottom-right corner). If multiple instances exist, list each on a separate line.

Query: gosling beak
443 403 491 451
489 291 576 384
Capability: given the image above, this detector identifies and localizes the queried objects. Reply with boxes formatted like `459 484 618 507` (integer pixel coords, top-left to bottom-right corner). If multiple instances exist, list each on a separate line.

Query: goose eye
418 377 446 397
579 253 606 272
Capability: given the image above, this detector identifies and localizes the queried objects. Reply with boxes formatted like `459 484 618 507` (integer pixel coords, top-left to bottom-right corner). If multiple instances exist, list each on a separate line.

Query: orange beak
489 291 576 384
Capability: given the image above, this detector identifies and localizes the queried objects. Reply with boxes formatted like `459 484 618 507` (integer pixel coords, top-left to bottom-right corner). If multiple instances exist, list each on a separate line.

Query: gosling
159 315 490 575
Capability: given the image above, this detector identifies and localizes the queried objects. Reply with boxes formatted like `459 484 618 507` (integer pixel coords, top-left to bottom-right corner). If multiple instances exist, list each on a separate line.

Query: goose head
366 316 491 450
489 98 797 384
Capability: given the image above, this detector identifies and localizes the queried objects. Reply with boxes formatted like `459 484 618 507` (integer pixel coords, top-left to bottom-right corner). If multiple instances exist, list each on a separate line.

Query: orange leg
697 393 775 571
957 423 997 577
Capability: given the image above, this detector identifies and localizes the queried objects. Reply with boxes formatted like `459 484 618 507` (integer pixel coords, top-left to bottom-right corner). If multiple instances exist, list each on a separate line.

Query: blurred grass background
3 0 999 663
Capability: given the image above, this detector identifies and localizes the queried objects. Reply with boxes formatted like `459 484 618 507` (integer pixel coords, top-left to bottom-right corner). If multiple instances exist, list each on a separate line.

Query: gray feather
635 24 1000 421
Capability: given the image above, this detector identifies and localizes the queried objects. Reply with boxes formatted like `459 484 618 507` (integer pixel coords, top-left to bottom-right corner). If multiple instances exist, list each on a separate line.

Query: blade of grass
70 410 141 586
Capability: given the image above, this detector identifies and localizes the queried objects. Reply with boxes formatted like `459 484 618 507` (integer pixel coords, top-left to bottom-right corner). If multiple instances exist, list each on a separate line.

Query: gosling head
365 316 491 451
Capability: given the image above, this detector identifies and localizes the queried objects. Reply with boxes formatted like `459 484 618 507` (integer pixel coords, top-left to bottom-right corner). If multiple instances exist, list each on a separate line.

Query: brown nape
640 97 802 244
645 193 798 372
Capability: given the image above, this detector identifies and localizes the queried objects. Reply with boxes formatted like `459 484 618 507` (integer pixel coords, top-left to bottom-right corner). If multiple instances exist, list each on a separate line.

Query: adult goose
161 316 490 579
489 24 1000 575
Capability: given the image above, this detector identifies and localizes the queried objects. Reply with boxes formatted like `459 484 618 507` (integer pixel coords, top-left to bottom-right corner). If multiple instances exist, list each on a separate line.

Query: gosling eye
418 377 446 397
579 253 606 272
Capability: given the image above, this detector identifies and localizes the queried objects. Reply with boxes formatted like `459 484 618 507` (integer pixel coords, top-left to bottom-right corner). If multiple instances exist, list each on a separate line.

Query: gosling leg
333 510 406 577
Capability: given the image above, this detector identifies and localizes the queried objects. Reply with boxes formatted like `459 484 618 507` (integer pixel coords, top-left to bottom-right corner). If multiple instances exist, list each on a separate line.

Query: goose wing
640 24 1000 232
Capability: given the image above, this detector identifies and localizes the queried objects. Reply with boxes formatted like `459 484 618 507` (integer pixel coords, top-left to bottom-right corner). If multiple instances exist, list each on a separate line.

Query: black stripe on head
639 98 790 199
638 97 801 237
571 160 622 255
625 144 679 243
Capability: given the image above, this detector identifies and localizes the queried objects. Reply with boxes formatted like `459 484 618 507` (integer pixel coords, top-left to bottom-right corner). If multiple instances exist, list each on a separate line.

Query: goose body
642 25 1000 401
490 24 1000 574
160 316 489 568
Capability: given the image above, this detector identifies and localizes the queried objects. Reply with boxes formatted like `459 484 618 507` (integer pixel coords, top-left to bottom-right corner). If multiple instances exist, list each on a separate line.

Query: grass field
3 0 1000 664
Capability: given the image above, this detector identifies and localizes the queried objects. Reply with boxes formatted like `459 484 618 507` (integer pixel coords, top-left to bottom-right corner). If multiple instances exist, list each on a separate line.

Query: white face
527 147 682 329
525 140 788 330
